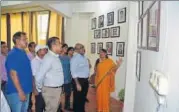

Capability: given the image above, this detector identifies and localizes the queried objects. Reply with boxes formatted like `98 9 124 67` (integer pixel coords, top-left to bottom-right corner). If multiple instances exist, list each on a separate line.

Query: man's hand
18 91 26 102
76 83 82 91
33 89 39 96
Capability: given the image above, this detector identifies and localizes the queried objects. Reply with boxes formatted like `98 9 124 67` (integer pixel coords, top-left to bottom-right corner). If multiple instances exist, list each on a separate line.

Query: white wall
65 1 129 99
134 1 179 112
65 13 91 49
87 1 129 99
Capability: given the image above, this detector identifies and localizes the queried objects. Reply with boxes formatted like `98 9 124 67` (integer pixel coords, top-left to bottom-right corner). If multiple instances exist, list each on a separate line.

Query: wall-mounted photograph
141 11 148 49
97 42 103 54
102 28 109 38
94 29 101 39
91 17 96 30
98 15 104 28
110 26 120 38
106 42 113 55
116 42 125 57
147 1 160 52
138 1 144 19
118 7 126 23
136 51 141 81
107 11 114 26
137 19 143 48
91 43 96 54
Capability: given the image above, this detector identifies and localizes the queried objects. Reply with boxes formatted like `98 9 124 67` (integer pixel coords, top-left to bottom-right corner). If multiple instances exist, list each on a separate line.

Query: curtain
22 12 31 42
31 12 38 44
10 13 22 48
1 15 7 42
48 11 63 42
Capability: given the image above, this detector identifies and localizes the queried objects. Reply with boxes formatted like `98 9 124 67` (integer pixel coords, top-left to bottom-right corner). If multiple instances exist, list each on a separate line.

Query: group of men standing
1 31 91 112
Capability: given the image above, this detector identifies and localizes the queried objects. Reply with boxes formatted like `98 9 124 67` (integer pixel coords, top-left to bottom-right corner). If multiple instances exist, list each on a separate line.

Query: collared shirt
27 52 35 61
5 47 33 94
70 53 90 78
1 90 10 112
36 50 64 88
0 54 7 81
59 55 72 84
31 56 43 92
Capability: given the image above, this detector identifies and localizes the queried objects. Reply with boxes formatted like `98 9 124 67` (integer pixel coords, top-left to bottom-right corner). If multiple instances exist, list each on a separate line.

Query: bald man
70 43 90 112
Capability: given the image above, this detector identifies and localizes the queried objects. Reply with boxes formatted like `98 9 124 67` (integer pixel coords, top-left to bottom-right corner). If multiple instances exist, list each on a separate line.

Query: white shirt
31 56 43 92
36 50 64 88
70 53 90 78
1 91 10 112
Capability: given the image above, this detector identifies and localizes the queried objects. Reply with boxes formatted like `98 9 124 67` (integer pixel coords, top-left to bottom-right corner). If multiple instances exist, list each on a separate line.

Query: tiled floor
61 86 123 112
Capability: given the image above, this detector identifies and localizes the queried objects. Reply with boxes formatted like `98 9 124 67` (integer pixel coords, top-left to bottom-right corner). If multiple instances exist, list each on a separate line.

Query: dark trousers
64 83 72 109
35 92 45 112
73 78 89 112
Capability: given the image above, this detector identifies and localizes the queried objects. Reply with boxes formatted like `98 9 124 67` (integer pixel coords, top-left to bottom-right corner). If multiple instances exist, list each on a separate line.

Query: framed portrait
137 19 143 48
110 26 120 38
106 42 113 55
138 1 144 19
118 7 126 23
98 15 104 28
91 18 96 30
91 43 96 54
141 11 149 49
97 42 103 54
136 51 141 81
102 28 109 38
107 11 114 26
147 1 161 52
116 42 125 57
94 29 101 39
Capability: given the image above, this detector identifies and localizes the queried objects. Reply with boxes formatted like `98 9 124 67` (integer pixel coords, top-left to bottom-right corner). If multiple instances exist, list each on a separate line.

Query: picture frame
98 15 104 28
102 28 109 38
107 11 114 26
141 11 149 49
138 1 144 19
136 51 141 81
97 42 103 54
106 42 113 55
116 42 125 57
110 26 120 38
91 43 96 54
91 18 96 30
147 1 161 52
137 19 143 48
94 29 101 39
118 7 126 23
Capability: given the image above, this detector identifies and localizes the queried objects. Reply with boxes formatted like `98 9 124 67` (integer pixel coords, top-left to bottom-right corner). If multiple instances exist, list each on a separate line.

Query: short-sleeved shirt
59 55 72 84
5 47 33 94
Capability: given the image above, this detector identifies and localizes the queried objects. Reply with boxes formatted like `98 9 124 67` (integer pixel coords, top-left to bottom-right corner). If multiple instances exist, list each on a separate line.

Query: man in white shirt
36 37 64 112
31 45 47 112
71 43 90 112
1 90 11 112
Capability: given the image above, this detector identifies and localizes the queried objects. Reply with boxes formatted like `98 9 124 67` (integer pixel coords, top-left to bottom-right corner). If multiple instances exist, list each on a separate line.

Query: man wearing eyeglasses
70 43 90 112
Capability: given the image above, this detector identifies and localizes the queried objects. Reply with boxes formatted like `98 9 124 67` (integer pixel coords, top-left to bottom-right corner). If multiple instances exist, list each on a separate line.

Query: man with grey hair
70 43 90 112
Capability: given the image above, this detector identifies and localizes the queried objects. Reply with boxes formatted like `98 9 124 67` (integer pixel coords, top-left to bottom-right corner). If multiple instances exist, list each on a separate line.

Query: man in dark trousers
70 43 90 112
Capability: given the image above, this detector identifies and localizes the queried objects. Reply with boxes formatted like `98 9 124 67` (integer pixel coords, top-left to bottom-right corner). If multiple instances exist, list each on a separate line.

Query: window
37 11 49 41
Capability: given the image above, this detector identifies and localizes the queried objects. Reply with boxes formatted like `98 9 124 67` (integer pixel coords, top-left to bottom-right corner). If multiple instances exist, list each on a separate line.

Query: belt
44 86 62 88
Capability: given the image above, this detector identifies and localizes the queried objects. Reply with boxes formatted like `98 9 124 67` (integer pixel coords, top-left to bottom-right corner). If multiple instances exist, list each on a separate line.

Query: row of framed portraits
91 7 126 30
91 42 125 57
137 1 161 52
94 26 120 38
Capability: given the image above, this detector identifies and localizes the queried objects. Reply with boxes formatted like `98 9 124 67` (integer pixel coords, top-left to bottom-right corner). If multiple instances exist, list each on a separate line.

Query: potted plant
118 89 125 109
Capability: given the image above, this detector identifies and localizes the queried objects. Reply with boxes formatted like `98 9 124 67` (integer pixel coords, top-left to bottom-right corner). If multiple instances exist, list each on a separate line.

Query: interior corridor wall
134 1 179 112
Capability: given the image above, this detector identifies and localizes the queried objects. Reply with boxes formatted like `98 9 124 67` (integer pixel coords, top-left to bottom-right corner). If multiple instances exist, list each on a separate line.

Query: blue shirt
5 47 33 94
59 55 72 84
70 53 90 78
